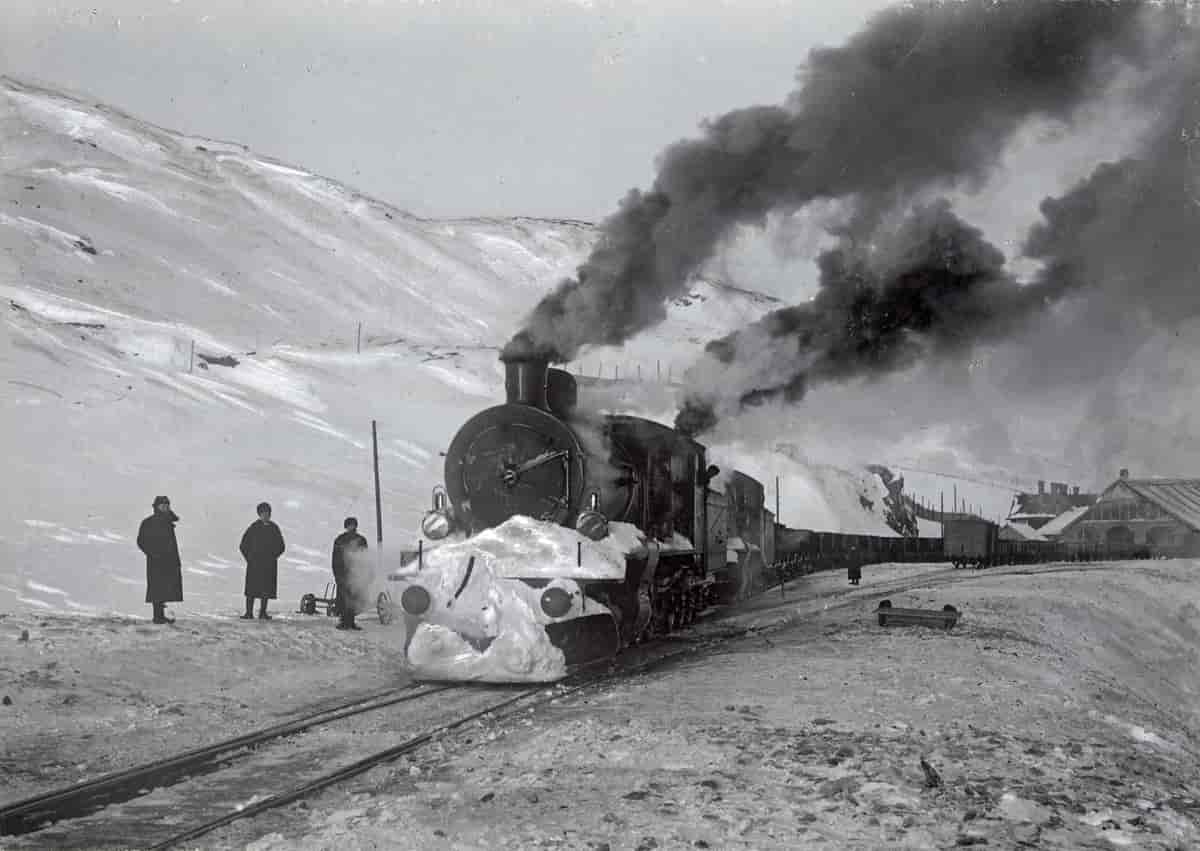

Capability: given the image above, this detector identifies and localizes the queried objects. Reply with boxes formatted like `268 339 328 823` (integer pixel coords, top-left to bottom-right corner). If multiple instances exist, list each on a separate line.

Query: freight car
944 515 1084 567
944 516 998 569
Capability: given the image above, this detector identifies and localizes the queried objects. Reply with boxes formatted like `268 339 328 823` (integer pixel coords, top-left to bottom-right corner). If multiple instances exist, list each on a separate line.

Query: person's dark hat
344 517 358 529
153 495 171 508
256 501 272 514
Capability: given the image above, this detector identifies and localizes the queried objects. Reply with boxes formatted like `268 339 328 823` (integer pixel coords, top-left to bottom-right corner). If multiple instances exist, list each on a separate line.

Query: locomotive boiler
385 352 774 672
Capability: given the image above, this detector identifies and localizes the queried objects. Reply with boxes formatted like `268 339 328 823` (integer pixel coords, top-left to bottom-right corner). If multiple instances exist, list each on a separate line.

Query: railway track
0 559 1125 849
1 641 718 849
0 683 458 846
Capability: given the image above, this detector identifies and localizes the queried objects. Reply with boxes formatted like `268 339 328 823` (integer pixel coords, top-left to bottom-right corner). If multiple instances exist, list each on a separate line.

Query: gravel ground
0 610 410 803
224 561 1200 850
4 561 1198 850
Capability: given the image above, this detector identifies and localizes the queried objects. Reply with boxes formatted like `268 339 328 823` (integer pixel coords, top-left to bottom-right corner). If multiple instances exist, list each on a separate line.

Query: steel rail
147 685 548 849
150 637 724 850
0 683 455 837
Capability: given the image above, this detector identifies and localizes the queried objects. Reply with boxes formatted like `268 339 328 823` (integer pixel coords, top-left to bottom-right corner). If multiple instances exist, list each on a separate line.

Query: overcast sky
5 0 894 221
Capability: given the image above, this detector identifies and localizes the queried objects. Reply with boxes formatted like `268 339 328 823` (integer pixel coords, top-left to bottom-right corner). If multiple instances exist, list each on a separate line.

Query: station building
1008 479 1095 529
1057 469 1200 557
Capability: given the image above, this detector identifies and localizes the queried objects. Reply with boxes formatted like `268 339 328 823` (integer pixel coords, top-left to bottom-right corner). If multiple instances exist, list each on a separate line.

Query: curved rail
148 685 548 849
150 635 735 850
0 683 455 837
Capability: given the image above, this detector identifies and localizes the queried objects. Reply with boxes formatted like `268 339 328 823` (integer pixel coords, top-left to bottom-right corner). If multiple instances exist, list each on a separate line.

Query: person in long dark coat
847 548 862 586
239 502 285 620
332 517 368 631
137 495 183 624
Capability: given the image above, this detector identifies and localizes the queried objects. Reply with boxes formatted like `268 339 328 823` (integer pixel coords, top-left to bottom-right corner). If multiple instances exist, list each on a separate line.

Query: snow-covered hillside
1 76 919 618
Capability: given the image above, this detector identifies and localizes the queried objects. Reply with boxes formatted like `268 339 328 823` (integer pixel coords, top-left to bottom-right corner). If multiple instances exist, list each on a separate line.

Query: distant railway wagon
943 516 998 569
774 526 942 573
941 515 1139 567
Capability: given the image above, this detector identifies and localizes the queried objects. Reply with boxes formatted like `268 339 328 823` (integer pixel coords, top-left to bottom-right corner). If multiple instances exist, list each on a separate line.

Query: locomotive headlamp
421 488 453 540
575 492 609 541
421 510 452 540
400 585 432 615
540 586 573 619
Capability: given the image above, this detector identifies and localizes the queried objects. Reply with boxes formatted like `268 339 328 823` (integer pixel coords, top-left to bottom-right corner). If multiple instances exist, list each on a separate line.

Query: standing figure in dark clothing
239 502 285 620
332 517 368 631
137 495 183 624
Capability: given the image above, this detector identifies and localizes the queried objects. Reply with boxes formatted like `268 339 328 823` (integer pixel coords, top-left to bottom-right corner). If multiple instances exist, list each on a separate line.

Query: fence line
177 321 688 388
565 359 682 386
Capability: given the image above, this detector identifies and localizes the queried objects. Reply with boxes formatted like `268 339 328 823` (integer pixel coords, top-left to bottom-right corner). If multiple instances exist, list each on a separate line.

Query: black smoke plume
675 202 1055 434
505 1 1163 363
678 7 1200 438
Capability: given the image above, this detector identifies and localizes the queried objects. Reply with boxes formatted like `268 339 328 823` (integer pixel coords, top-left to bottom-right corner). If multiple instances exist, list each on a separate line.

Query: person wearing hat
136 496 183 624
331 517 368 631
238 502 286 620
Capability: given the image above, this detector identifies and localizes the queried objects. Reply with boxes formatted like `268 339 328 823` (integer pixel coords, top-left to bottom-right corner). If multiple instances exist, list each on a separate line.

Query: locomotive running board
545 614 621 668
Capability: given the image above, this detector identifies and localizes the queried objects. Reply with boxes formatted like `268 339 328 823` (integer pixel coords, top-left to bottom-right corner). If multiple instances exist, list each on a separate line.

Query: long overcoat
331 530 368 585
240 519 286 599
137 511 183 603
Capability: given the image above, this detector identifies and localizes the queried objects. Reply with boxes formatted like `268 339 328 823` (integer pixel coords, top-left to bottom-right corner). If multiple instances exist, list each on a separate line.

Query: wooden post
189 339 195 373
372 420 383 563
777 476 784 599
954 485 958 516
356 321 362 354
637 363 642 382
657 360 661 381
615 364 619 381
667 364 673 383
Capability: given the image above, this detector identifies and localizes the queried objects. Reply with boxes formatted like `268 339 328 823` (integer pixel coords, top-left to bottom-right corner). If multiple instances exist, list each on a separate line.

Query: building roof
1038 506 1090 537
1060 477 1200 535
1121 479 1200 531
1000 522 1047 542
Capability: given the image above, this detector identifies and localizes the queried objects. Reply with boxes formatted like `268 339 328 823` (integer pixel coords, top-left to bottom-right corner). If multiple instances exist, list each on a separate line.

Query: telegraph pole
372 420 383 571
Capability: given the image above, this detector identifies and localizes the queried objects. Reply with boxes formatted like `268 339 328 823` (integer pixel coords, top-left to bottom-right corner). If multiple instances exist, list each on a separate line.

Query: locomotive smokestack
501 352 550 409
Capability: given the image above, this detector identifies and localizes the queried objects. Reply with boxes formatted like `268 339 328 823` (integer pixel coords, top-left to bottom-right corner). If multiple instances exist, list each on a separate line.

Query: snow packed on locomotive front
386 352 744 679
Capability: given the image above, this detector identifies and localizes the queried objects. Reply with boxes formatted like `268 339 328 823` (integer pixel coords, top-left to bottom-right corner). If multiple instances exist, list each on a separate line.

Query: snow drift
382 516 649 683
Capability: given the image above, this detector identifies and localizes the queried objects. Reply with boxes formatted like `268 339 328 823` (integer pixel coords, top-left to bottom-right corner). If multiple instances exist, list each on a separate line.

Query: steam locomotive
383 353 778 669
378 353 1089 678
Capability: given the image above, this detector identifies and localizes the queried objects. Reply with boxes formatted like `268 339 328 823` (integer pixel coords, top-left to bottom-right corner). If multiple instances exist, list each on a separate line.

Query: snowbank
707 442 899 535
386 517 646 683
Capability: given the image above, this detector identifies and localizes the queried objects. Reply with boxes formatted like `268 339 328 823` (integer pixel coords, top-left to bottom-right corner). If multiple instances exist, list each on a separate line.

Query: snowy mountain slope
0 76 598 351
3 77 823 617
